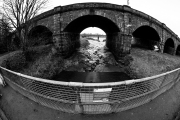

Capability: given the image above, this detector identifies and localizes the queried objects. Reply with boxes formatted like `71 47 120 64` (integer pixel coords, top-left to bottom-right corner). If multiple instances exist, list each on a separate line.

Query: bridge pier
53 32 80 57
53 32 131 59
107 32 131 61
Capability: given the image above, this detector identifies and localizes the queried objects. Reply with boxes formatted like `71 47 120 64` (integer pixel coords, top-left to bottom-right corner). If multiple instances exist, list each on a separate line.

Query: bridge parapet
29 9 54 23
29 2 179 40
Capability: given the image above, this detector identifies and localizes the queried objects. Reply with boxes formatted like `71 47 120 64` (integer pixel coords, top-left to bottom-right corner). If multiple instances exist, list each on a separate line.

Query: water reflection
53 71 131 83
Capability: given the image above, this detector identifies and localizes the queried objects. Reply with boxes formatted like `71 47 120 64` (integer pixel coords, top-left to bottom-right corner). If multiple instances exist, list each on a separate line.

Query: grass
25 44 53 63
18 47 180 79
21 45 64 79
0 44 64 79
1 43 180 80
128 48 180 78
22 51 64 79
0 50 26 71
21 38 90 79
0 38 90 80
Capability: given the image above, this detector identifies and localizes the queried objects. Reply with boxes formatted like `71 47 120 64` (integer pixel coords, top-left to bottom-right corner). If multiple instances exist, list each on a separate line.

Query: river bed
53 38 131 83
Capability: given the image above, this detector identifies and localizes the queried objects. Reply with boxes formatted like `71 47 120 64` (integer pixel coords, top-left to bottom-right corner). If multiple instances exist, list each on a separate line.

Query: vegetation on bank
1 41 180 80
22 46 64 79
0 38 90 80
128 48 180 78
0 45 64 79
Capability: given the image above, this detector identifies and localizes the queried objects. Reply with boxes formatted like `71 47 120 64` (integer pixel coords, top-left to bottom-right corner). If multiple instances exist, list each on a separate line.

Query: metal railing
0 66 180 114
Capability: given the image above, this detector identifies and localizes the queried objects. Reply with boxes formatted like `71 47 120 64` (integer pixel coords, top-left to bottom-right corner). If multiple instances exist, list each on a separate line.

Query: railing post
74 87 84 114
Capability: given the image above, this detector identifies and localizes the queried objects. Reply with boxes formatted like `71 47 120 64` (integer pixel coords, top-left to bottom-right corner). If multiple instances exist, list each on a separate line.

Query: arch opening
176 45 180 56
80 27 107 52
63 15 120 55
132 26 160 51
81 27 106 41
52 13 132 83
64 15 120 34
28 25 53 47
164 38 175 55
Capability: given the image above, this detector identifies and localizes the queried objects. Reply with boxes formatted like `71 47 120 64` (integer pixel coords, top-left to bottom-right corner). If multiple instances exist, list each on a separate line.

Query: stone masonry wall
27 3 180 58
53 32 80 57
107 32 131 59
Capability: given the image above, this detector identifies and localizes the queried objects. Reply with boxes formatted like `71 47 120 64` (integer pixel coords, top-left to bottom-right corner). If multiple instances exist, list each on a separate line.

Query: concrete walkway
0 80 180 120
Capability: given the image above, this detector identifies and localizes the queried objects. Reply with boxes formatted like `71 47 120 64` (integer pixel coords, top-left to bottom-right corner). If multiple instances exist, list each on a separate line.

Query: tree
0 14 11 39
0 14 12 52
1 0 48 49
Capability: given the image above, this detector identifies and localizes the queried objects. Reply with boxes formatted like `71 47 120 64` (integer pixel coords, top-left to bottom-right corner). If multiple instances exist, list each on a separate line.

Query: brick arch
163 38 175 55
37 23 54 33
61 9 120 32
28 23 53 34
28 25 53 46
176 44 180 56
133 23 161 37
132 25 161 50
63 15 120 33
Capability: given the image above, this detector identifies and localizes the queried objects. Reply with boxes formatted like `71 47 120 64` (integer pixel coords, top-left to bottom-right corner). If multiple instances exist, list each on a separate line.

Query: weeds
129 48 180 78
1 46 180 80
22 45 64 79
22 51 64 79
0 51 26 71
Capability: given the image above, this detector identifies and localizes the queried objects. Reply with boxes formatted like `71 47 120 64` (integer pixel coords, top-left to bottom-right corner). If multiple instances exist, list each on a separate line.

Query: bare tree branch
1 0 48 49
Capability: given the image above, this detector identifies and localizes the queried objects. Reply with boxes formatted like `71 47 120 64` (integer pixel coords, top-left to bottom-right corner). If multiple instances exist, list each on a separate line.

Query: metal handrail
0 66 179 86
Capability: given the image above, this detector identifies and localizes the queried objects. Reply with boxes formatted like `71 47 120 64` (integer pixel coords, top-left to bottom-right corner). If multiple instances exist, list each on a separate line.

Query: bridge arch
63 15 121 56
28 25 53 46
64 15 120 33
163 38 175 55
132 25 161 50
176 45 180 56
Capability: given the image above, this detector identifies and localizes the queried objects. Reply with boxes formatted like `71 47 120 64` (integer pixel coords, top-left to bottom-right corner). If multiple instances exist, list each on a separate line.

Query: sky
43 0 180 36
1 0 179 36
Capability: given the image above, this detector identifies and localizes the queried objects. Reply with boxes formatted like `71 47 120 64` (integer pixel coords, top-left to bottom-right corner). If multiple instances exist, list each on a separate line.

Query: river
53 38 131 83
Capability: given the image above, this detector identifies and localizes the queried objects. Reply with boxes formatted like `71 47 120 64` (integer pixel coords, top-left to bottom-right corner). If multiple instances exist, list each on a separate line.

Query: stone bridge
27 2 180 59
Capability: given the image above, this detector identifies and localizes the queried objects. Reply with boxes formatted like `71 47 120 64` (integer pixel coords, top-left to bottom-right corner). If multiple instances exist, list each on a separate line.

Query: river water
53 38 131 83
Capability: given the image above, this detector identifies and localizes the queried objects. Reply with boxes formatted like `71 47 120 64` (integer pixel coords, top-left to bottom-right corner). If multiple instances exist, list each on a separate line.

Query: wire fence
0 66 180 114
